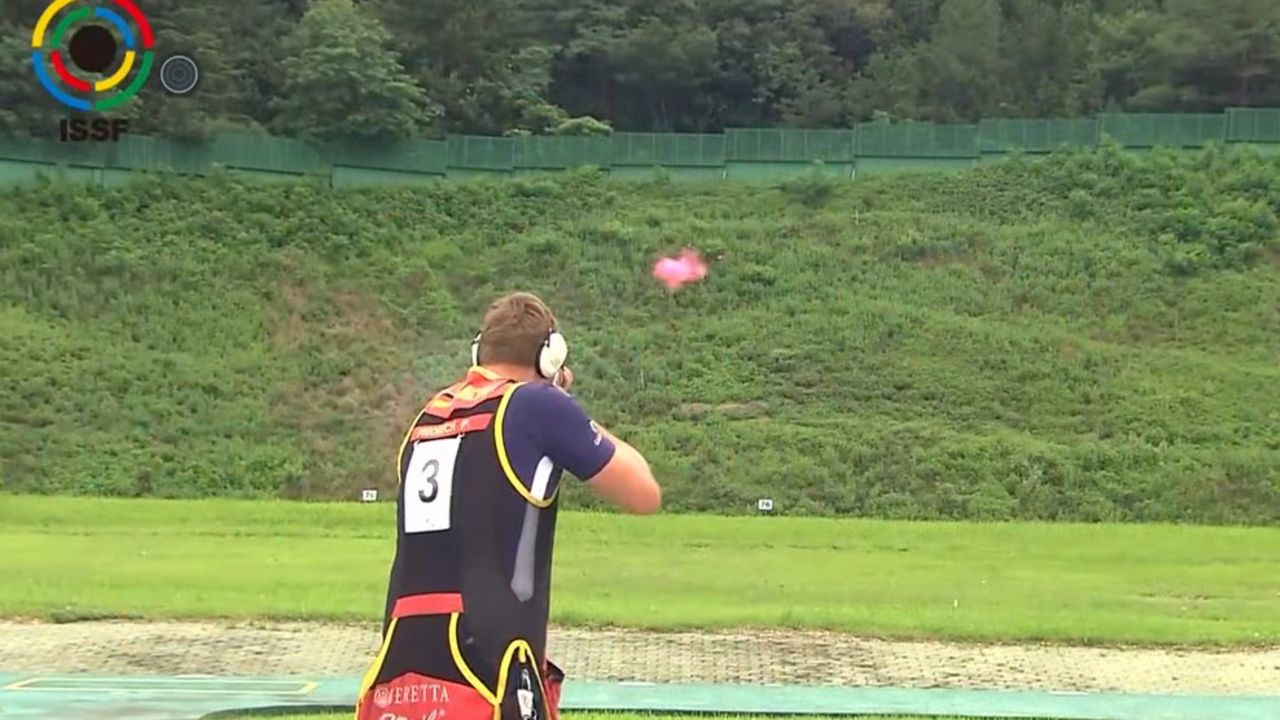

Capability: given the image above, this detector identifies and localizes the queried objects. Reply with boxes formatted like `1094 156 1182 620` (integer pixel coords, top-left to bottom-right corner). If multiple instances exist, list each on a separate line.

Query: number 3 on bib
404 437 460 533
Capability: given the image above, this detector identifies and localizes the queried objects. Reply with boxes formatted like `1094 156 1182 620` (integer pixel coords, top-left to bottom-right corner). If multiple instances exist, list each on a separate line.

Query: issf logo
30 0 200 141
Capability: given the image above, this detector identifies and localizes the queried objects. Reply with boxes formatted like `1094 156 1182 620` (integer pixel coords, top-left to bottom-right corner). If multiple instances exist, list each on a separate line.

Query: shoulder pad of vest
425 374 519 418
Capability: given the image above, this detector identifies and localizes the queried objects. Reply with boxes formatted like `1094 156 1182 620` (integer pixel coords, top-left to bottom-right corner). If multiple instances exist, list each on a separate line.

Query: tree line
2 0 1279 141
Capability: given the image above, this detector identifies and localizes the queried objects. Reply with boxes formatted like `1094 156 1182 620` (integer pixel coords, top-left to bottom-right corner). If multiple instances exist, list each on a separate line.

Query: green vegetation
4 0 1280 138
3 497 1277 644
2 145 1279 522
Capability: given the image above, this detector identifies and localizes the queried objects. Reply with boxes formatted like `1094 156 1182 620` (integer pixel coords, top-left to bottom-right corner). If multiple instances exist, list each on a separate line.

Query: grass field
4 496 1277 645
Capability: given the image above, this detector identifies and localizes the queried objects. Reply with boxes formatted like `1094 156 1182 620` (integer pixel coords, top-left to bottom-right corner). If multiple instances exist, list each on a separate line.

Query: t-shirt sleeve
506 383 616 481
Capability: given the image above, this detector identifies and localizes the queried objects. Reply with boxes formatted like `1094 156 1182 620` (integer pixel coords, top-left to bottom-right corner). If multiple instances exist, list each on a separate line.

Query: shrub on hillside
1 148 1277 523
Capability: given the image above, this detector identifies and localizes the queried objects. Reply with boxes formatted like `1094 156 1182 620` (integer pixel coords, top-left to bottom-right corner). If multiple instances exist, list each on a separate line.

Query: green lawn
3 497 1278 645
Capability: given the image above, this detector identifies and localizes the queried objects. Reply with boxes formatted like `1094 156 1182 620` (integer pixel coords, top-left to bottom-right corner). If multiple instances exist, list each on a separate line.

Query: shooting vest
356 367 565 720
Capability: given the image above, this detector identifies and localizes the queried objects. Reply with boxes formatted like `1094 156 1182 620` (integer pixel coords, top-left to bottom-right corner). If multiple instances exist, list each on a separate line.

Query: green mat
1 674 1277 720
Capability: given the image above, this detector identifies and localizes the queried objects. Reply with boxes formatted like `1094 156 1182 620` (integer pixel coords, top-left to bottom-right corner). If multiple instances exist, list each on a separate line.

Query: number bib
403 437 461 534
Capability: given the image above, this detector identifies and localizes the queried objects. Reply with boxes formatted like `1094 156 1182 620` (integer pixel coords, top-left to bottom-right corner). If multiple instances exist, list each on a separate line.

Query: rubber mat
1 674 1278 720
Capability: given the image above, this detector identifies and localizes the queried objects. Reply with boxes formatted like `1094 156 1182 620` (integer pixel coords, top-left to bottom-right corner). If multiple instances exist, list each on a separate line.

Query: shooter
356 292 661 720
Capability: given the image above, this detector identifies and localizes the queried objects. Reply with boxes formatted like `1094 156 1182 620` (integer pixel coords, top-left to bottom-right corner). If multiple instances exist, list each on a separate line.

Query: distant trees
274 0 436 141
4 0 1280 139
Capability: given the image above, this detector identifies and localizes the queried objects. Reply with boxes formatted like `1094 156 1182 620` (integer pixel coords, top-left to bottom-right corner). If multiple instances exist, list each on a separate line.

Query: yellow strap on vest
493 383 558 508
448 612 500 705
448 612 542 718
394 410 426 487
354 617 399 718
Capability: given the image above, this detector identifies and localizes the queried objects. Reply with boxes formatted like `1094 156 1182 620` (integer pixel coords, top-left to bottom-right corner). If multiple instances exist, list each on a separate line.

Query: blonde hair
477 292 557 366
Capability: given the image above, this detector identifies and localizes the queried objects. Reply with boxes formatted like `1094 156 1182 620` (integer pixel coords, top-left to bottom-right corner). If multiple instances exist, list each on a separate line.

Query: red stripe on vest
409 413 493 441
424 369 516 418
358 672 490 720
392 593 465 618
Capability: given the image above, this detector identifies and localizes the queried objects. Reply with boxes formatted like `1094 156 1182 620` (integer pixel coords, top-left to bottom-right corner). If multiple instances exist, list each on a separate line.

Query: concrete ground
1 620 1276 695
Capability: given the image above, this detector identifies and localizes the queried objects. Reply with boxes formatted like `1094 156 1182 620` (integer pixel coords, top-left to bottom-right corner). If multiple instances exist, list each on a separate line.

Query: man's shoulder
507 382 611 476
509 381 580 413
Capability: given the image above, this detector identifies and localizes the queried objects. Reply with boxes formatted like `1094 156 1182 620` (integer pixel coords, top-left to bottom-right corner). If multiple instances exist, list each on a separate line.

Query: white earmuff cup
540 332 568 379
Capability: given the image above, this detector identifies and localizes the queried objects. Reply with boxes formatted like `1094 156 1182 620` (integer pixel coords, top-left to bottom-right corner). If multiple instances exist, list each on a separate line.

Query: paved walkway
1 621 1276 695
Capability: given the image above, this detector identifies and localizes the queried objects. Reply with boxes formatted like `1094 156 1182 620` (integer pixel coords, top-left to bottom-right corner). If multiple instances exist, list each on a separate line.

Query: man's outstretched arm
583 424 661 514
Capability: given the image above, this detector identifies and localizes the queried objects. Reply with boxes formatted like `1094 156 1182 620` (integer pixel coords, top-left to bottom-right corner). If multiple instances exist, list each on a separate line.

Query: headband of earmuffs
471 328 567 380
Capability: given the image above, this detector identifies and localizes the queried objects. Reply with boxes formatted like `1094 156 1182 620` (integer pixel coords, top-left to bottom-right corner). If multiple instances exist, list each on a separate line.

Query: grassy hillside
1 143 1278 522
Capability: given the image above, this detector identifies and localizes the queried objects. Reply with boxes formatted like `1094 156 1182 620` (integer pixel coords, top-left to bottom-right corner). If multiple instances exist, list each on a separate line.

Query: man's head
473 292 565 380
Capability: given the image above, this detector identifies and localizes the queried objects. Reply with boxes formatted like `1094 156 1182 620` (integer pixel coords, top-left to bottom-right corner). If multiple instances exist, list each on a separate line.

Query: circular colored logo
31 0 154 112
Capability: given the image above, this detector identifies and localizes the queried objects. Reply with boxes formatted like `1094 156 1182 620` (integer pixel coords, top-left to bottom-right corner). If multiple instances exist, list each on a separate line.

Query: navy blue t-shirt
500 382 615 493
495 382 615 581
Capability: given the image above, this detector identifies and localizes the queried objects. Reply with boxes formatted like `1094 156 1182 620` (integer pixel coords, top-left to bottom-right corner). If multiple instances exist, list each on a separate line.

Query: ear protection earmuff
472 328 568 380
